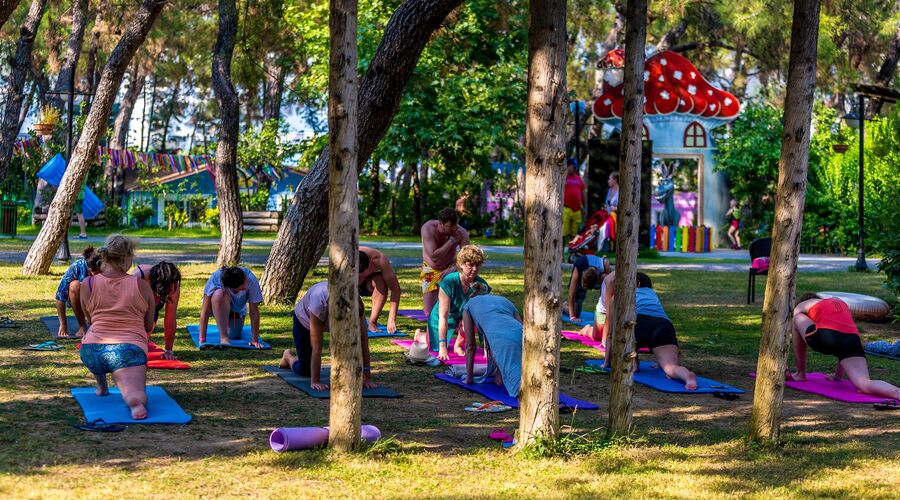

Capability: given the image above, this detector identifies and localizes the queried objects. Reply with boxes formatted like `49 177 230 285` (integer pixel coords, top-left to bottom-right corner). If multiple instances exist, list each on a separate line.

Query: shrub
164 203 189 229
200 207 219 227
104 205 124 228
16 205 31 225
130 204 155 227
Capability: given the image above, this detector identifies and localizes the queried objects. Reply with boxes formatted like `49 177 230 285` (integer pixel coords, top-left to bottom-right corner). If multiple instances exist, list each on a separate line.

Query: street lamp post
853 93 867 271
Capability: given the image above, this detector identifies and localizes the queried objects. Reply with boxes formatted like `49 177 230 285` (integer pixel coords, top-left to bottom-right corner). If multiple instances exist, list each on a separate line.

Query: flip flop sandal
74 420 126 432
200 344 228 351
23 341 63 351
713 392 740 401
0 317 20 328
465 401 512 413
501 438 517 448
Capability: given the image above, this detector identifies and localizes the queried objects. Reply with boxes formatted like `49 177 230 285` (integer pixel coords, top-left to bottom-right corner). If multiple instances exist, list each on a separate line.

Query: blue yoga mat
584 360 745 394
563 312 594 327
434 373 599 410
186 324 271 350
71 386 192 424
368 325 407 338
262 366 402 398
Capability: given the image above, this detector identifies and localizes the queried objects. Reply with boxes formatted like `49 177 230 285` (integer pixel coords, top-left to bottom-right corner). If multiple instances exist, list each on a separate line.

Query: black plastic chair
747 237 772 304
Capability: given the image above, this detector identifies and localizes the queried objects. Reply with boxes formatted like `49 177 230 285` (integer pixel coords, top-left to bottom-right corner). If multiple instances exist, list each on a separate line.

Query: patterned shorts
80 343 147 375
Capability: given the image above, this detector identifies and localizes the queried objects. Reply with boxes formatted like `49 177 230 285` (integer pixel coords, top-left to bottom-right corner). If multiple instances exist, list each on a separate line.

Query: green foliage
104 205 124 228
519 429 639 459
16 205 31 225
240 187 270 212
200 207 219 227
130 204 156 228
163 203 189 229
238 119 302 192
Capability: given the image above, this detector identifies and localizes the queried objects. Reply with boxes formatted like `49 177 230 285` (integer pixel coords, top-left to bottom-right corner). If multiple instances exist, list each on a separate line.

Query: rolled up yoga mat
269 425 381 452
815 291 890 322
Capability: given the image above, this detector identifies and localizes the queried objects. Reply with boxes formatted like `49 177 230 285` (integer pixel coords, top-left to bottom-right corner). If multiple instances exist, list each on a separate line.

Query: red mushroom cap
593 50 740 120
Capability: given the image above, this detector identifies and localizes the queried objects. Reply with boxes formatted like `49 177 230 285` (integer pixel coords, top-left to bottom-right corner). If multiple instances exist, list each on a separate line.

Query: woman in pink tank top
79 235 155 420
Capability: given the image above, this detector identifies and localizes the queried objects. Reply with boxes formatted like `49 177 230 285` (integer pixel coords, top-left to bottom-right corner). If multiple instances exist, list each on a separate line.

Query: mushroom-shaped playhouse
593 49 741 246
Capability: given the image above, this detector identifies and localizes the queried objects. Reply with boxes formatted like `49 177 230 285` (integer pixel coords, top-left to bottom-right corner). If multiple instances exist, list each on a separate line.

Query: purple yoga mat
561 330 650 353
398 309 429 322
749 372 897 404
391 339 486 365
269 425 381 452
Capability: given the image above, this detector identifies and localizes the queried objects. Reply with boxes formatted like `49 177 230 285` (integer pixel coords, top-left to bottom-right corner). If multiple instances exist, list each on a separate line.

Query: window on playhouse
642 124 649 141
683 122 706 148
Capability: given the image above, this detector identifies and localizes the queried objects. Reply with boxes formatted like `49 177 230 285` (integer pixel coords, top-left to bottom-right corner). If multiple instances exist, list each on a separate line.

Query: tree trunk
517 0 567 448
606 0 648 438
17 81 36 134
145 75 158 149
367 157 380 227
748 0 821 444
868 26 900 117
326 0 362 453
107 63 147 201
212 0 242 267
655 18 687 52
0 0 22 29
84 0 107 101
51 0 89 109
411 160 422 234
30 52 51 109
22 0 168 276
0 0 48 182
261 0 464 305
262 54 285 123
160 78 180 152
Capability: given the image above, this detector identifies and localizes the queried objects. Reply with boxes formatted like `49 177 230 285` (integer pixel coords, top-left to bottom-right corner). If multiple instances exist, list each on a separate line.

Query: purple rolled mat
269 425 382 452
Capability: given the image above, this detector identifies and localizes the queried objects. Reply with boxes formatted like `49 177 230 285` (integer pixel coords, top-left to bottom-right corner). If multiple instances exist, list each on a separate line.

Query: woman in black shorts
791 293 899 400
606 273 697 390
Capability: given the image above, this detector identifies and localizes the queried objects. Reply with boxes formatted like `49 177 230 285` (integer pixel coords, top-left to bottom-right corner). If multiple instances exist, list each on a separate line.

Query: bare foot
367 322 380 333
454 345 466 357
684 372 698 391
95 386 109 397
279 349 292 369
57 328 70 338
786 370 806 382
74 327 87 337
413 329 428 344
130 404 148 420
578 325 593 339
218 337 231 346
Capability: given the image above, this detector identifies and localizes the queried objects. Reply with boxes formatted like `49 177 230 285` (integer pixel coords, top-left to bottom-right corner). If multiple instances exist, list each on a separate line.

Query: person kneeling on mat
461 293 522 398
54 246 103 338
79 235 155 420
199 265 264 348
280 252 376 391
564 254 611 323
577 268 614 345
790 293 900 400
133 261 182 360
605 272 697 391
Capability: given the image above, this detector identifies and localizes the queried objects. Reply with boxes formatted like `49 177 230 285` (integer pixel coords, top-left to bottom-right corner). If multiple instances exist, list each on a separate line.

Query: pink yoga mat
561 330 650 353
749 372 897 404
391 339 486 365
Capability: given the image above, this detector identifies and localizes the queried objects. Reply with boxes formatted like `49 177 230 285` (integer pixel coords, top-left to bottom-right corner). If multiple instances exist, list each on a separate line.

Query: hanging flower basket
832 143 849 153
33 122 55 136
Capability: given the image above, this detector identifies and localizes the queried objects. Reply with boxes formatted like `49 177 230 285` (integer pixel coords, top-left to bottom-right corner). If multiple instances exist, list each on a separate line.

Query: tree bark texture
262 55 285 123
0 0 48 182
212 0 243 267
261 0 463 304
868 26 900 117
326 0 362 453
52 0 89 103
517 0 567 447
106 63 147 201
160 78 181 151
21 0 168 276
606 0 647 438
30 52 51 108
0 0 22 29
748 0 820 443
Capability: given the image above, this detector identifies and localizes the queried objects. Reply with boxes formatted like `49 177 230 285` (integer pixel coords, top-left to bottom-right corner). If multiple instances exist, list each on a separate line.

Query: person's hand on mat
363 377 377 389
387 318 397 334
438 345 450 360
248 341 265 349
57 326 71 338
311 381 329 391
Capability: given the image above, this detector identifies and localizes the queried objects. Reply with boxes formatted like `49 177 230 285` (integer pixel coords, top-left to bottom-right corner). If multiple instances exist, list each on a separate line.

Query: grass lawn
0 260 897 498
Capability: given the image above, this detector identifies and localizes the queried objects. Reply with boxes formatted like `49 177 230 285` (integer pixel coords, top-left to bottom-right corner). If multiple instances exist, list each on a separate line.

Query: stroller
567 209 615 262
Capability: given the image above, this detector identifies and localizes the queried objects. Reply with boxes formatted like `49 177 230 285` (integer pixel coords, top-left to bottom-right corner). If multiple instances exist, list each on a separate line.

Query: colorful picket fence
650 224 711 253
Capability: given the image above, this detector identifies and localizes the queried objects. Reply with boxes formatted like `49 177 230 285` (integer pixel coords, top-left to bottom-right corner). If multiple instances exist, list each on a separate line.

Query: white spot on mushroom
679 99 686 105
687 85 697 95
660 90 670 100
724 98 733 106
643 71 649 81
603 98 612 105
707 89 714 96
690 71 696 80
673 70 683 80
658 75 665 82
710 104 716 110
660 58 667 65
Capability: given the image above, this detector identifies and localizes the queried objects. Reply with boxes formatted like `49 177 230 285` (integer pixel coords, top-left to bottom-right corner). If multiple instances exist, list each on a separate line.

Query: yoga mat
749 372 896 404
262 366 402 398
561 330 650 353
269 425 381 452
71 386 192 424
390 339 486 365
434 373 599 410
367 325 407 338
186 324 271 350
398 309 428 322
146 342 191 370
586 360 745 394
562 312 594 327
40 316 82 339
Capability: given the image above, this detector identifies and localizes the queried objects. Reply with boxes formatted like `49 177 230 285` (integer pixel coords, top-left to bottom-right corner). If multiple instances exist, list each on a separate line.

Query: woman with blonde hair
414 245 490 360
79 235 155 419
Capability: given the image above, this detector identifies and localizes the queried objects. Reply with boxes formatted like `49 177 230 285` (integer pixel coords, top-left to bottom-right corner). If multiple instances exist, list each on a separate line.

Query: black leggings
291 313 313 377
